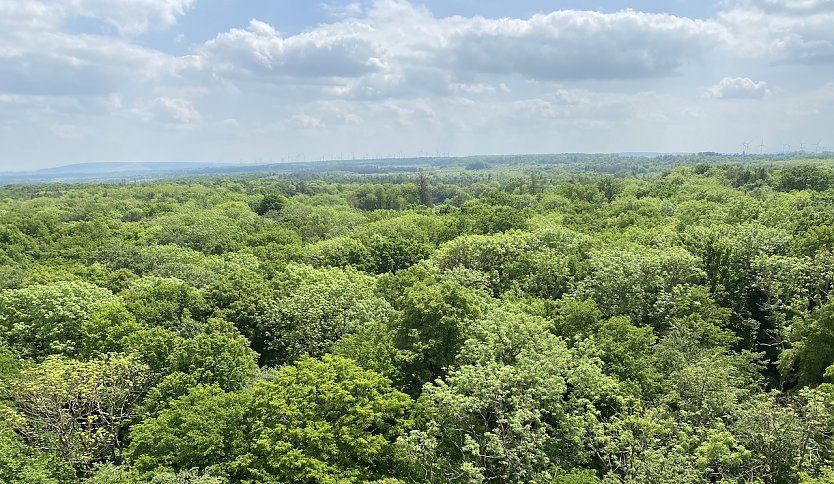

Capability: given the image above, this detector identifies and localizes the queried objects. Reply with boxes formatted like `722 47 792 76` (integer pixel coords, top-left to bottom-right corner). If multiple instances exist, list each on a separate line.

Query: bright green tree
0 281 115 358
259 264 391 364
128 356 412 483
398 305 622 482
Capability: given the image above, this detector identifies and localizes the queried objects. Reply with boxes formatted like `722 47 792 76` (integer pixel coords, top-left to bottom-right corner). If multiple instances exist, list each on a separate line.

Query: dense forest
2 157 834 483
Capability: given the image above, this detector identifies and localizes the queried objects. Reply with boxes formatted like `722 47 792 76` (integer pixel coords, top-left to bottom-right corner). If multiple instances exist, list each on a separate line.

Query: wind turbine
813 140 822 153
799 142 806 153
740 141 751 155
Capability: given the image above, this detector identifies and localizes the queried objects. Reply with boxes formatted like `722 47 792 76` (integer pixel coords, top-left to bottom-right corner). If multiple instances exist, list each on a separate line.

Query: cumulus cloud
194 2 727 95
449 83 504 95
0 0 192 97
320 2 365 19
198 19 382 80
705 77 771 99
152 97 202 124
735 0 834 15
4 0 834 166
190 0 834 85
0 36 183 96
132 97 201 124
717 0 834 63
0 0 194 34
509 89 651 123
63 0 195 35
438 10 726 81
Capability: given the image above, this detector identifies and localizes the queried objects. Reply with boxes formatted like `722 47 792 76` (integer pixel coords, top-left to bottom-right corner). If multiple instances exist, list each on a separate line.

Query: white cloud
320 2 365 19
131 97 201 124
0 34 185 96
198 19 382 80
0 0 192 98
736 0 834 15
717 0 834 63
65 0 195 35
194 2 728 99
449 83 498 95
509 89 653 123
438 10 726 81
705 77 771 99
0 0 194 35
4 0 834 167
152 97 202 124
287 114 326 129
0 94 26 104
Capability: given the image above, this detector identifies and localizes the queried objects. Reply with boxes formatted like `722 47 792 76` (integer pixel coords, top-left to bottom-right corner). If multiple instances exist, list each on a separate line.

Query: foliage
3 354 151 476
398 305 622 482
128 356 412 483
781 301 834 387
119 277 209 334
0 281 115 358
253 192 287 216
0 424 72 484
1 159 834 482
258 263 391 364
390 278 486 394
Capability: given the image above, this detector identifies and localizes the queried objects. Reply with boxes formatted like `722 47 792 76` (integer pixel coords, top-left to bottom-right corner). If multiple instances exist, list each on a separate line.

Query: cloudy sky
1 0 833 170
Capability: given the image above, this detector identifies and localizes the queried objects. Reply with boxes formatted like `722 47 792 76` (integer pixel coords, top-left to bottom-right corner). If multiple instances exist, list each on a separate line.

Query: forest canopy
1 156 834 483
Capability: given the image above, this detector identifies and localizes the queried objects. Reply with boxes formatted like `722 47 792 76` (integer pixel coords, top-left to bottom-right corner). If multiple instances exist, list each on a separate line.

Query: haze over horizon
2 0 833 170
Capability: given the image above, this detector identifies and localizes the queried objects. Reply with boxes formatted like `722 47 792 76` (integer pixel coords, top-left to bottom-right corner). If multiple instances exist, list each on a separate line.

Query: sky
1 0 834 170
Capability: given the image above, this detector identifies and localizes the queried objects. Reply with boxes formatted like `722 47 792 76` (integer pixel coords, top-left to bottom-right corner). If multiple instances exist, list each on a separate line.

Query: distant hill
0 161 264 184
0 158 445 184
1 152 827 185
35 162 239 175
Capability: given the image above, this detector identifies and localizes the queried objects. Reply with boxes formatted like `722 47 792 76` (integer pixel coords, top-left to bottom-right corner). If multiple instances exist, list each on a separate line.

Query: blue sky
80 1 720 51
1 0 833 169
